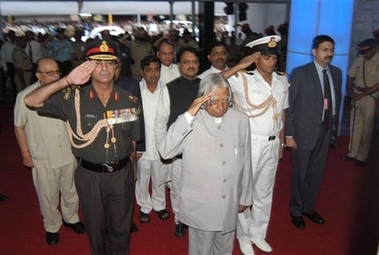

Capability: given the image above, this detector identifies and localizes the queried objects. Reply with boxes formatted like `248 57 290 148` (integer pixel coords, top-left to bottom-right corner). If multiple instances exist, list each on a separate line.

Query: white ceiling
0 1 228 16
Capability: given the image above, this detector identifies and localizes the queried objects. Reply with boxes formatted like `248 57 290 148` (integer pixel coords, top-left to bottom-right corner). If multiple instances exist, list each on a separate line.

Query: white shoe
251 238 272 252
238 237 255 255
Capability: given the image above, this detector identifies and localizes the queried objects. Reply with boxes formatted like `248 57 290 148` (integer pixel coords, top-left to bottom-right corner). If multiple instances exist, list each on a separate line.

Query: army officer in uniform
25 39 141 255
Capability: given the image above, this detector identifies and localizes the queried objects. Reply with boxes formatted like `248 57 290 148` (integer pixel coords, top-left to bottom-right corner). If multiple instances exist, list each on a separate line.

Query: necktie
322 69 332 130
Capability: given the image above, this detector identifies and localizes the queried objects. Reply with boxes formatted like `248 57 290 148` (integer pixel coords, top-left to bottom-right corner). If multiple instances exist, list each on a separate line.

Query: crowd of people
0 20 289 99
1 17 378 255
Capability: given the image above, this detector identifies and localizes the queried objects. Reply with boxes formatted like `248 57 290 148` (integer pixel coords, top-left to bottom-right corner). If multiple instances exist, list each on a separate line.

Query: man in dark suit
286 35 342 229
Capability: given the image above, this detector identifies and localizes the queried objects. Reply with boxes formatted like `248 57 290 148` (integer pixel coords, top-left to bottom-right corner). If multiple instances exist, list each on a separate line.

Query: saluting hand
237 52 261 70
187 93 212 116
65 60 97 86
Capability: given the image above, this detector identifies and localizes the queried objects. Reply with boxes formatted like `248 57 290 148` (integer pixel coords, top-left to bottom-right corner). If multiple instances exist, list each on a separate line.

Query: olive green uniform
37 84 141 255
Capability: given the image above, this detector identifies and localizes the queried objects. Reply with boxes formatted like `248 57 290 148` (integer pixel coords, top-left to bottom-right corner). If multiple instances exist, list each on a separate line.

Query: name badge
323 98 329 110
106 108 138 125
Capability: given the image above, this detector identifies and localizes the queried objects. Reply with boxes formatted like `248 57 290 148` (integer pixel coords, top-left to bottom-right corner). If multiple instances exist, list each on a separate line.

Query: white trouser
135 158 169 213
188 227 235 255
237 135 280 240
32 160 79 233
169 158 182 224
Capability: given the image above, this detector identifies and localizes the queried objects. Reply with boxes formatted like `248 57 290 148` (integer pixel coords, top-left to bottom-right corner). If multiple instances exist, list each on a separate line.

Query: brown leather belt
80 157 130 173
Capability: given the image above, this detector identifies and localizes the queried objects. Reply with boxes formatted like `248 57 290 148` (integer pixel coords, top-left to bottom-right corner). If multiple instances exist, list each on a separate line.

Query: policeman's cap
357 38 376 54
246 35 281 55
86 39 118 61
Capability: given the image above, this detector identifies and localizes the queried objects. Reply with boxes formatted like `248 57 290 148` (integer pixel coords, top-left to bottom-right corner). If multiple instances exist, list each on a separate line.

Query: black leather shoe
291 215 306 229
154 209 170 220
131 221 138 233
0 193 9 202
341 155 353 161
63 221 86 234
174 223 185 237
303 211 325 224
354 160 365 167
46 232 59 245
139 211 150 224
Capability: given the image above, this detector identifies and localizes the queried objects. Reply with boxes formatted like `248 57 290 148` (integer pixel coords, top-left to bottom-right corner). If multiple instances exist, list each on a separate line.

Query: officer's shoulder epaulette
275 70 288 76
61 87 73 100
235 70 254 77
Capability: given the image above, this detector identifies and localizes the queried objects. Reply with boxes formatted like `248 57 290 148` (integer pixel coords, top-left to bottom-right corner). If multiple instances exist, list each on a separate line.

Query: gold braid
67 88 110 149
233 72 278 119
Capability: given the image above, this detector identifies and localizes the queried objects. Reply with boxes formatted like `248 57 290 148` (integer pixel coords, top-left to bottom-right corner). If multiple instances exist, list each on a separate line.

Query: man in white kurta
14 57 83 245
224 36 289 254
158 73 253 255
135 55 170 223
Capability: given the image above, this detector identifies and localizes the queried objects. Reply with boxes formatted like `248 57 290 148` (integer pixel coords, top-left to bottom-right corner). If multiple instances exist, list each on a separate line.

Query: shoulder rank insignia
128 95 139 105
62 87 72 100
235 70 254 77
275 70 287 76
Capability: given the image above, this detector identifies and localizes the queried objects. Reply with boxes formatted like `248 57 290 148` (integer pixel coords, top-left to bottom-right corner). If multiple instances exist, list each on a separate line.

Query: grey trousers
188 226 235 255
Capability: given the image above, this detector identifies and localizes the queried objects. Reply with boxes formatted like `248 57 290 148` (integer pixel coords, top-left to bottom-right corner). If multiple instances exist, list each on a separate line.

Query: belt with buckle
268 135 276 141
80 157 130 173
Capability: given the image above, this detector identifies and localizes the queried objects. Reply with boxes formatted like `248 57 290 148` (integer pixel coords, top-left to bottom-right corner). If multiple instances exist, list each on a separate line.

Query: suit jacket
159 109 253 233
286 62 342 150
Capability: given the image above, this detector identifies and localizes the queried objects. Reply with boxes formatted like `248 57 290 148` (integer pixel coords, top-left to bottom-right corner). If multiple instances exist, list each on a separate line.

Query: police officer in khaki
342 38 379 166
24 39 142 255
12 33 33 92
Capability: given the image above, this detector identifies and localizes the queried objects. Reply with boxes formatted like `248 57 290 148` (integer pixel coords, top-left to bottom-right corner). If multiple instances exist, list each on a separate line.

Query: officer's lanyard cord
67 88 116 152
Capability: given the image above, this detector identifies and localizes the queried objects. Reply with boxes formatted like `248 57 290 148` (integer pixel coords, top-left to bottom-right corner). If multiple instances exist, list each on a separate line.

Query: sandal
155 209 170 220
139 211 150 224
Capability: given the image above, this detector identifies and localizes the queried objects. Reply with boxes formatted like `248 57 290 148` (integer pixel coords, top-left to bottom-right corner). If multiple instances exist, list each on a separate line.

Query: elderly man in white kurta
156 41 180 84
223 36 289 254
158 73 253 255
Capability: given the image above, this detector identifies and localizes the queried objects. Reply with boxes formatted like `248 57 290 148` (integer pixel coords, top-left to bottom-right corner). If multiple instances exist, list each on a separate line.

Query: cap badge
100 41 109 52
268 37 277 48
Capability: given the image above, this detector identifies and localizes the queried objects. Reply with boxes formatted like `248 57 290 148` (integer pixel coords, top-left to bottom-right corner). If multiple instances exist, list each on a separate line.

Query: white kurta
159 63 180 85
135 79 169 213
198 65 228 80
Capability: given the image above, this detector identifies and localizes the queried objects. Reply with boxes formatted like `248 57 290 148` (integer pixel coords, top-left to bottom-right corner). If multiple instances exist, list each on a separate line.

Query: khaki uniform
123 40 153 81
348 52 379 161
11 45 33 92
37 84 141 255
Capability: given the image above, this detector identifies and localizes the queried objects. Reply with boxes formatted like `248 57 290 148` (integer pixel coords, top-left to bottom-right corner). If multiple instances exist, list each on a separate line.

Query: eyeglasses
37 70 61 77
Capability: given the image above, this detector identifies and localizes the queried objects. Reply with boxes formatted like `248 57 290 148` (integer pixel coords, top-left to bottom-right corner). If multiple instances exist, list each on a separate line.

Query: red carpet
1 104 378 255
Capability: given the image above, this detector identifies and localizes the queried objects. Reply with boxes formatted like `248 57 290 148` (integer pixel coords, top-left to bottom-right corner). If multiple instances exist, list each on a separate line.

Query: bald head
36 58 61 86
